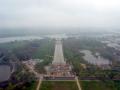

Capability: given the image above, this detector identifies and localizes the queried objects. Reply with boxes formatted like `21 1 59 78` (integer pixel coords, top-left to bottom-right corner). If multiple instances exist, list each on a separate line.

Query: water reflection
0 65 11 82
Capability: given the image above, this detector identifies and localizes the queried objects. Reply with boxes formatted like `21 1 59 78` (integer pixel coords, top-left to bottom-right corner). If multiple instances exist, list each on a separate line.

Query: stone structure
44 39 74 80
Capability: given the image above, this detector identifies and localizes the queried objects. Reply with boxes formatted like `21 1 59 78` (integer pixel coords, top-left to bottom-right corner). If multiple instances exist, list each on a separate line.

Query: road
22 61 43 90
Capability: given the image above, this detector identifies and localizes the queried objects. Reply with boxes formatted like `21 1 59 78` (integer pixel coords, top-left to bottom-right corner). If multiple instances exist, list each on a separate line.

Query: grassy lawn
25 81 37 90
114 81 120 90
80 80 118 90
40 81 78 90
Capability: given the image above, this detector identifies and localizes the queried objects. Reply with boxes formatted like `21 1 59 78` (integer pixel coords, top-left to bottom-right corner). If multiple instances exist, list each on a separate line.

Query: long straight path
75 77 82 90
52 39 66 65
36 78 42 90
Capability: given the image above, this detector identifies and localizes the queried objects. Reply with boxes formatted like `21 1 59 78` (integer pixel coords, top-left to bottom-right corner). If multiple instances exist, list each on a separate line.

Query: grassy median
40 81 78 90
80 80 120 90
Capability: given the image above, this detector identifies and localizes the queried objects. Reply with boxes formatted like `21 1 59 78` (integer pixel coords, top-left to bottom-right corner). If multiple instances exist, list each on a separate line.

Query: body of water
0 65 11 82
0 36 42 43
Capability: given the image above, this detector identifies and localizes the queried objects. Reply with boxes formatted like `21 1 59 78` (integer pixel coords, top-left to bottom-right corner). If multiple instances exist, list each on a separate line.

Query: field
40 81 78 90
80 80 120 90
23 81 37 90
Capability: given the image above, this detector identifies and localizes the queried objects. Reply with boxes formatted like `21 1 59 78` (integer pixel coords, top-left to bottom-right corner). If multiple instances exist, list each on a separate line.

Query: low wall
44 76 75 80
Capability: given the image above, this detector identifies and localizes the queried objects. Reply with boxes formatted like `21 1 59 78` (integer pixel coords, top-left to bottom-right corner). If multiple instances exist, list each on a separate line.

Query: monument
44 38 75 80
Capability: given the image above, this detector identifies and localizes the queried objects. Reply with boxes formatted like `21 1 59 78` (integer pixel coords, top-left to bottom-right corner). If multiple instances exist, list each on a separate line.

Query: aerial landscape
0 0 120 90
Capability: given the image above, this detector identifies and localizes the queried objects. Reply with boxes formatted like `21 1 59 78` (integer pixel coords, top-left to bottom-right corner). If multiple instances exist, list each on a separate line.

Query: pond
0 65 11 82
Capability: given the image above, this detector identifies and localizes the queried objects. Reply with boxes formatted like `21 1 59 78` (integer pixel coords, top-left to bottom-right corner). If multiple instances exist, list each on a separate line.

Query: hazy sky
0 0 120 29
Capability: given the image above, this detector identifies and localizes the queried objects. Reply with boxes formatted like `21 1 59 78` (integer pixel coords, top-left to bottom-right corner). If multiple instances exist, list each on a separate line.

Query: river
0 36 42 43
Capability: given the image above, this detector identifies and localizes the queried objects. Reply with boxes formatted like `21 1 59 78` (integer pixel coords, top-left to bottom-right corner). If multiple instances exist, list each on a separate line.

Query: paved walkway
75 77 82 90
52 39 66 65
23 61 43 90
36 78 42 90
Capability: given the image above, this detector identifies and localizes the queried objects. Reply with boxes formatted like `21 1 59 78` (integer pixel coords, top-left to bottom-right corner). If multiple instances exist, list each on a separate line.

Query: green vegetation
1 81 37 90
20 81 37 90
63 38 120 79
114 81 120 90
40 81 78 90
0 40 28 50
0 38 54 61
33 39 54 73
32 39 54 59
63 37 116 62
0 38 55 89
0 63 37 90
0 37 120 90
80 80 120 90
13 39 54 60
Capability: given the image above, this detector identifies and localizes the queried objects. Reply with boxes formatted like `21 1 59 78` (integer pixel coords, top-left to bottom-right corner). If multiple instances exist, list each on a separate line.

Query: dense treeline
0 38 55 90
63 37 120 80
0 38 54 61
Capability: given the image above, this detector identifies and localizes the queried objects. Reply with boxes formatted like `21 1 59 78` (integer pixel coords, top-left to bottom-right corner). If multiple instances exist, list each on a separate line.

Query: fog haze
0 0 120 30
